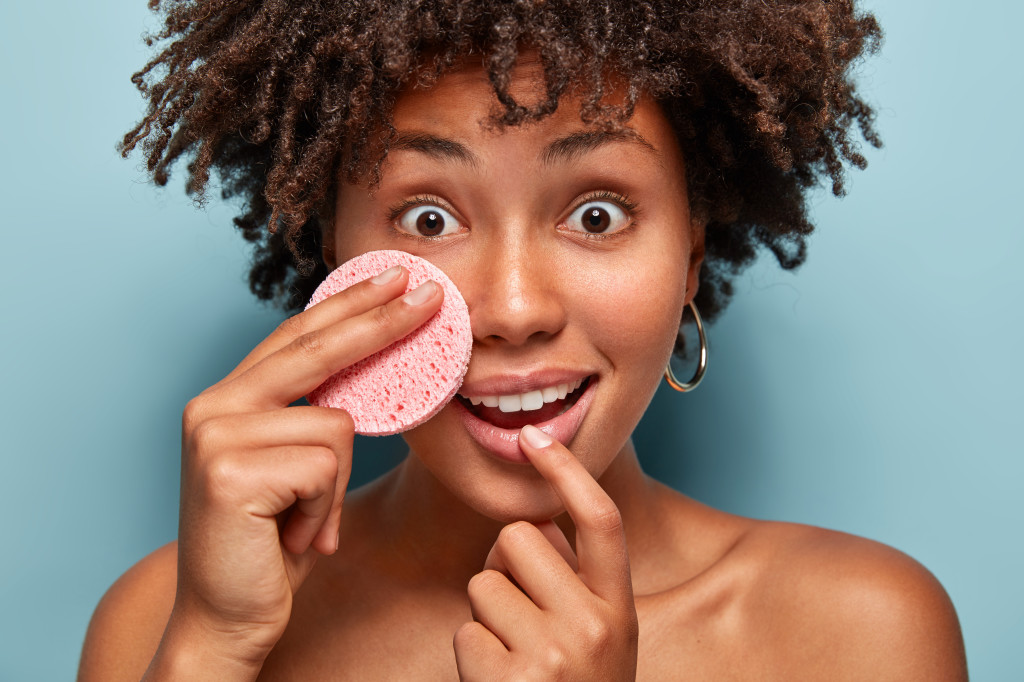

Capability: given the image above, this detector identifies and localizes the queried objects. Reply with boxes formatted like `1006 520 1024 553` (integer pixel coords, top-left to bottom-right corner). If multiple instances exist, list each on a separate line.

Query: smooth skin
80 57 968 681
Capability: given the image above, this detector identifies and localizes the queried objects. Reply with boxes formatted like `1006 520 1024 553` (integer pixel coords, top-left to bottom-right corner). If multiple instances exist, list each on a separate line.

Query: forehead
388 56 682 168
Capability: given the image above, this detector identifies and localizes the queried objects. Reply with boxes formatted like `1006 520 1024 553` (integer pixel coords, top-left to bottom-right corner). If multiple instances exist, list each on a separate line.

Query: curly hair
122 0 881 333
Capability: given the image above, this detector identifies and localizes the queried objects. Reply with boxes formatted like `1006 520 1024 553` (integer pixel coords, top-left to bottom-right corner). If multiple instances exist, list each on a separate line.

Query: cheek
571 251 688 366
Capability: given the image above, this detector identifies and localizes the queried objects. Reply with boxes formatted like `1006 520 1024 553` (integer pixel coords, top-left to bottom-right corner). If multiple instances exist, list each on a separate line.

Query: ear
685 220 705 304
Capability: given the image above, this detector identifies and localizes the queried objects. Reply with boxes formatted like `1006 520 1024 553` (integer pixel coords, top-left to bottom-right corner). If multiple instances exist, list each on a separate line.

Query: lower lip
453 378 598 463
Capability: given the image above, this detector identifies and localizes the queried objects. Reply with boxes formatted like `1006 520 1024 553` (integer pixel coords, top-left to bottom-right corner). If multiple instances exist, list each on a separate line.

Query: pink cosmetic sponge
305 250 472 435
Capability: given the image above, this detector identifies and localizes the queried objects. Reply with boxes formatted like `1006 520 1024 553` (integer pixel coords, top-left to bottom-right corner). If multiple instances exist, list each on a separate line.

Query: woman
80 0 967 679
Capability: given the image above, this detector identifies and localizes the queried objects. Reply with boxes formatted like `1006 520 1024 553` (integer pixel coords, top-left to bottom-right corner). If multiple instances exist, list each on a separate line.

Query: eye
565 200 630 235
396 204 461 238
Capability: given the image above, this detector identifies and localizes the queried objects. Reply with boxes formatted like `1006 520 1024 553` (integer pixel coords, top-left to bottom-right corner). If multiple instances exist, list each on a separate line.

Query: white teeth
521 390 544 411
498 394 522 412
460 378 588 414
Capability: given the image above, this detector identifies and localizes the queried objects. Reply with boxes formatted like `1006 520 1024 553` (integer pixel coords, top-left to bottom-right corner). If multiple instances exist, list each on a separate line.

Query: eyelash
386 195 459 225
573 190 639 214
385 190 640 238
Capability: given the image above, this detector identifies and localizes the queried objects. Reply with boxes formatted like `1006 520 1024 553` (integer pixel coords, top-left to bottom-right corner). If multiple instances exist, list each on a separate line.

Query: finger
483 522 583 610
535 520 578 571
225 280 443 409
518 425 632 605
466 569 538 650
484 520 577 576
209 445 340 554
189 406 356 452
453 621 509 682
186 407 355 556
270 447 341 555
219 265 410 385
310 432 354 556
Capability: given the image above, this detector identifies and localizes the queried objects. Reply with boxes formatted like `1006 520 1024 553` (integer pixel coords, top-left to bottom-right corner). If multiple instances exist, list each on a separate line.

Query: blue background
1 1 1020 679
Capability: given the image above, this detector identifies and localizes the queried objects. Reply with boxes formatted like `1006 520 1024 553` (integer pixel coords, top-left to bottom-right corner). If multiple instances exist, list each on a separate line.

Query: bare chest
255 583 760 681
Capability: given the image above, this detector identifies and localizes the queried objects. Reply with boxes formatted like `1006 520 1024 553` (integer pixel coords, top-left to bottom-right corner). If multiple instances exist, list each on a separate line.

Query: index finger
217 265 411 387
224 280 443 410
517 424 632 605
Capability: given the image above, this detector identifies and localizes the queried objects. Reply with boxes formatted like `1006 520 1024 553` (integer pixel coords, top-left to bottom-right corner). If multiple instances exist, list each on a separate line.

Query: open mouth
455 376 593 431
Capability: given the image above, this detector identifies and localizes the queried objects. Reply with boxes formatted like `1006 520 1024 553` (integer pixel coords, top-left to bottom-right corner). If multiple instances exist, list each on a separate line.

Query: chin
401 409 624 526
459 483 573 525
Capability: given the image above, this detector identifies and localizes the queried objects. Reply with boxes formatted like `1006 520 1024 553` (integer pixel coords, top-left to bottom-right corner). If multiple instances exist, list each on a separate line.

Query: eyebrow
391 132 479 166
541 129 657 166
389 128 657 167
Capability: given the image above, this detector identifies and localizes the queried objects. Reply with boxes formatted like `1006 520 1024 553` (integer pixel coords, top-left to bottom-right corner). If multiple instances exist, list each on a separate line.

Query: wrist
143 610 271 682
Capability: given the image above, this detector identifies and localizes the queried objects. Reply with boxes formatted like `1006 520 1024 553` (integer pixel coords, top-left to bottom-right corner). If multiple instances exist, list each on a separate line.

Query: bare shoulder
78 541 178 682
740 522 967 681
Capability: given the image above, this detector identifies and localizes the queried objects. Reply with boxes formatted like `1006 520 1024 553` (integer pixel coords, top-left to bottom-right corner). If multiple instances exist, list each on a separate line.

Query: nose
460 233 568 348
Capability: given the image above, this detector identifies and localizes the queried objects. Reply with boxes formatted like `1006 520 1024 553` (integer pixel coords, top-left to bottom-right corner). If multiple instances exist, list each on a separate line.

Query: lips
453 375 598 463
456 377 591 430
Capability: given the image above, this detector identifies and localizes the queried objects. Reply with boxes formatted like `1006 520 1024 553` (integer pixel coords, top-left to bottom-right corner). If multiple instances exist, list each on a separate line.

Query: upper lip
457 369 595 398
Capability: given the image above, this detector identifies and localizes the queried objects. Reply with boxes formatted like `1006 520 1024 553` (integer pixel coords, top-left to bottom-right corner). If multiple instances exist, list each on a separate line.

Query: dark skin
80 60 967 681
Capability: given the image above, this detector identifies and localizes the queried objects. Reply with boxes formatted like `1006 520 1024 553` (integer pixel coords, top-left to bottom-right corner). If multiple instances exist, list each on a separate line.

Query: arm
79 267 445 681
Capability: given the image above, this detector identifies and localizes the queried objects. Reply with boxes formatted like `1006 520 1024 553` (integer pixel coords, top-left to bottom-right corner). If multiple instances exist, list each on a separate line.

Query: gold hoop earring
664 300 707 392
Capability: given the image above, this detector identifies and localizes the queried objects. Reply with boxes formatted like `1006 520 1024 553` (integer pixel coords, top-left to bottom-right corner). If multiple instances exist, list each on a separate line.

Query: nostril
462 270 567 346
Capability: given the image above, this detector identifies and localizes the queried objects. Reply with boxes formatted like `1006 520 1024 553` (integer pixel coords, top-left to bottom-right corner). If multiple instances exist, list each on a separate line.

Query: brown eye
397 205 460 237
583 207 610 233
567 201 629 235
417 210 445 236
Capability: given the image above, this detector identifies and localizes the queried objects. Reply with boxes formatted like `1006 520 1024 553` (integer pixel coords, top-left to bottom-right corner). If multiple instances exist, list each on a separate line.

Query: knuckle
275 313 307 340
371 300 396 330
188 416 225 454
274 313 313 346
293 329 326 359
578 613 614 650
310 446 339 479
203 455 246 500
452 621 481 651
467 569 504 599
329 409 355 439
586 502 624 535
181 397 208 435
537 643 568 674
497 520 535 548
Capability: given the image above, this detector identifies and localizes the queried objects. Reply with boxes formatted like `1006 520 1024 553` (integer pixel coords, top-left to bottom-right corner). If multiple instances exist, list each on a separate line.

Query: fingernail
403 280 437 306
520 424 553 449
371 265 403 285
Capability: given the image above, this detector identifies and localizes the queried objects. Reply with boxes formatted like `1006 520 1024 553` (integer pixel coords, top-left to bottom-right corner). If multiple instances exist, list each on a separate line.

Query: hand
454 425 639 681
166 266 443 670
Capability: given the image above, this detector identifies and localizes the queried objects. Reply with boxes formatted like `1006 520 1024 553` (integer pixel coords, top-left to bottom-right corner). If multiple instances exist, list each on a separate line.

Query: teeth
521 390 544 411
460 378 587 413
498 394 522 412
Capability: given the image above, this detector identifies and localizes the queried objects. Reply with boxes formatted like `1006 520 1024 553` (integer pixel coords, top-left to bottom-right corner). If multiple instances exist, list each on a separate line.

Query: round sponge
305 250 472 435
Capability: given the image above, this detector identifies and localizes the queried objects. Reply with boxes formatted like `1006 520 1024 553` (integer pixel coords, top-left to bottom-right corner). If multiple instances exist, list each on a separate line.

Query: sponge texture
305 250 472 435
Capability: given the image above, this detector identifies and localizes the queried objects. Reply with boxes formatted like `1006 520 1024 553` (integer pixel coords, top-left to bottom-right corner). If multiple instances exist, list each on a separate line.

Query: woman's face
327 58 703 522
